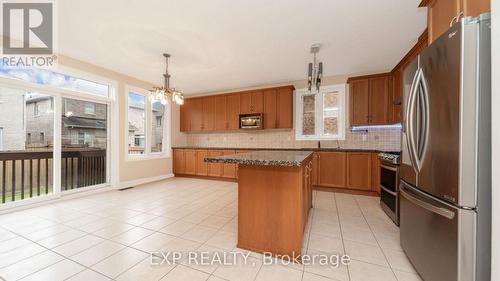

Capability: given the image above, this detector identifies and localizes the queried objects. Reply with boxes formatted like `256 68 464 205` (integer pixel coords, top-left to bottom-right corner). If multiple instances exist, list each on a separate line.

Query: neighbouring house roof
63 116 106 130
129 123 138 132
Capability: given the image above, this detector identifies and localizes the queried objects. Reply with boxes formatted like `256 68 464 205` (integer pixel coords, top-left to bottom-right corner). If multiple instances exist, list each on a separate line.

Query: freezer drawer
399 181 476 281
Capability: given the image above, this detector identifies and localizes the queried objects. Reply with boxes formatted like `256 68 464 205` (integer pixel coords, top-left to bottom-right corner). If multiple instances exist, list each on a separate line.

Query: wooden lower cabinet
346 153 372 190
174 149 380 192
173 149 185 174
318 152 346 188
222 150 237 178
184 150 196 175
195 150 208 176
207 150 224 177
371 153 381 194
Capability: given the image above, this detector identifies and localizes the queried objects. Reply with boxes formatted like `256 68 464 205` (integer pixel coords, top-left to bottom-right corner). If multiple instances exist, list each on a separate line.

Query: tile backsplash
185 127 401 151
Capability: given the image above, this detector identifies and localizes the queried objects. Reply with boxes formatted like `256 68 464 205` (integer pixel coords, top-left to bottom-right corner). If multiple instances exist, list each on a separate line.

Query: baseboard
116 174 174 189
313 185 379 197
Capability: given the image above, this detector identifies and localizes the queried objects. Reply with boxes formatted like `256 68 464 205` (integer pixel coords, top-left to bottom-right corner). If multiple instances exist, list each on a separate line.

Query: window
34 102 40 117
0 67 111 97
127 89 168 158
151 101 165 153
295 85 346 140
84 103 95 115
127 92 146 155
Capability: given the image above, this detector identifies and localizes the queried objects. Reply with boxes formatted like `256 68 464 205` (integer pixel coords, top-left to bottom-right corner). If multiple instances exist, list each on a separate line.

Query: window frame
295 84 346 141
125 86 170 161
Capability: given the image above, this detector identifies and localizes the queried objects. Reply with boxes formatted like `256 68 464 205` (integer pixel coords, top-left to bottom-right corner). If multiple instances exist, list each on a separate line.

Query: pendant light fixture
149 53 184 105
307 44 323 92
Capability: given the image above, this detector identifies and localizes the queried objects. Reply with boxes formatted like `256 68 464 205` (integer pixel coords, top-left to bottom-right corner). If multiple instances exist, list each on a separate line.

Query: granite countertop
205 150 314 167
173 146 399 153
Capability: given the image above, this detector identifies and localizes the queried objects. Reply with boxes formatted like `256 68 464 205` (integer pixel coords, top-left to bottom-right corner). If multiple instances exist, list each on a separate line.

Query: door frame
0 68 118 211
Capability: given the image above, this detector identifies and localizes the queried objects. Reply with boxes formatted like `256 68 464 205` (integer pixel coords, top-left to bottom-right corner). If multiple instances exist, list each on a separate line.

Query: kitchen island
206 150 313 258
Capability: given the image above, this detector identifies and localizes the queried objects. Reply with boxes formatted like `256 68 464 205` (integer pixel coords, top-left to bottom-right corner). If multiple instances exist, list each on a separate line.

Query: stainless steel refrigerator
399 14 491 281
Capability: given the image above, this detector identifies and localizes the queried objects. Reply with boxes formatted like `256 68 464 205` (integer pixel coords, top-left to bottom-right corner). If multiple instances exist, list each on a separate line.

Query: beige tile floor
0 178 421 281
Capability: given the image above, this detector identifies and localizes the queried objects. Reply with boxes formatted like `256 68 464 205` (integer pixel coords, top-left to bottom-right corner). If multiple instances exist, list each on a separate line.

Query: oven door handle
380 185 397 196
380 164 398 172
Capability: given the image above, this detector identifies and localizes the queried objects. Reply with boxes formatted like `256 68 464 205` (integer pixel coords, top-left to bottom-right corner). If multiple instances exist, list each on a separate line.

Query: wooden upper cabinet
263 86 294 129
420 0 490 43
180 99 191 132
369 76 390 125
349 79 370 126
349 74 392 126
227 94 240 130
202 96 215 131
251 90 263 113
276 87 293 128
347 153 372 190
240 92 252 114
318 152 346 188
263 89 277 129
181 86 291 132
241 90 264 114
215 95 227 131
190 98 203 132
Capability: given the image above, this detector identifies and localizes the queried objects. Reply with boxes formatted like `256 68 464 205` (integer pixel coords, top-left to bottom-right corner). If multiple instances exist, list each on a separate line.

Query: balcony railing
0 149 106 204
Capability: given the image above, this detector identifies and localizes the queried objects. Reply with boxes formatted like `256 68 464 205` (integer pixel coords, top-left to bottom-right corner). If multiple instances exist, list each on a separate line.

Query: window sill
126 153 171 162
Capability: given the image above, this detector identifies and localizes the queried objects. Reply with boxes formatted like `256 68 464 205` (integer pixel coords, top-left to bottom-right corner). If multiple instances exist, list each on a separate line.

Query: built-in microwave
239 113 263 129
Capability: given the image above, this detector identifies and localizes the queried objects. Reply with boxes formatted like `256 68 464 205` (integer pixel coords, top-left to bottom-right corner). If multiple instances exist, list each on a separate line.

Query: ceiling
58 0 427 94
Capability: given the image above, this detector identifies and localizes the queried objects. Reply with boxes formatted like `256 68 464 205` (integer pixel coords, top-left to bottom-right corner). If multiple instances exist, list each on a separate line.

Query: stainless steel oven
378 153 400 225
239 113 263 129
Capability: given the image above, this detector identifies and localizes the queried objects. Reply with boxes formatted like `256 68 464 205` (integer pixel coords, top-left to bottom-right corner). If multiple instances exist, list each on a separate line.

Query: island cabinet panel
173 149 185 174
202 96 215 131
184 150 197 175
207 150 224 177
222 150 237 179
195 150 208 176
318 152 346 188
312 152 319 186
214 95 228 131
347 153 372 190
238 164 309 256
227 94 240 130
350 79 370 126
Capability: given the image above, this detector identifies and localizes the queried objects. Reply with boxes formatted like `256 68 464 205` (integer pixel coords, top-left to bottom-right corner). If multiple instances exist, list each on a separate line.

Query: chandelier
149 53 184 105
307 44 323 92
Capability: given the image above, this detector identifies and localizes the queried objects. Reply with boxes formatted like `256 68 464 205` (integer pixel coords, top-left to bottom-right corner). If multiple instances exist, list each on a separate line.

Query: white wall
491 2 499 280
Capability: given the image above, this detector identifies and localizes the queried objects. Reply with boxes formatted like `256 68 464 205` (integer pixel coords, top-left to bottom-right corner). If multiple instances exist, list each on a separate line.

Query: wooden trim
173 174 237 182
313 185 379 197
418 0 436 7
184 85 295 101
391 29 429 73
347 72 392 84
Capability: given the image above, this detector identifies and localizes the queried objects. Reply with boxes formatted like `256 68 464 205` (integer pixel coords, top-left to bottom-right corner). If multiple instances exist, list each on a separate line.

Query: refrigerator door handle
406 69 421 172
400 185 456 220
